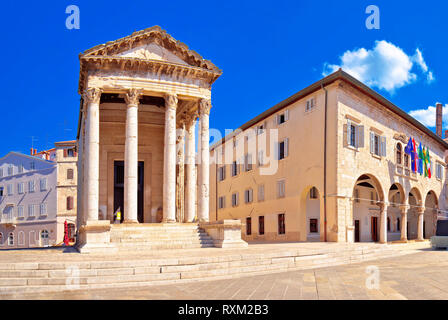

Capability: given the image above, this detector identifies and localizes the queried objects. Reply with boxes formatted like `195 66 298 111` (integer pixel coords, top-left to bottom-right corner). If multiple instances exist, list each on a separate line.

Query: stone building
76 27 246 252
54 141 78 244
210 69 448 243
0 152 57 248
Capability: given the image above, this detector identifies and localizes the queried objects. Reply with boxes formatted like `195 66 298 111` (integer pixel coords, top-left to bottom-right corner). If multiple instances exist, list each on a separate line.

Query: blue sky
1 0 447 156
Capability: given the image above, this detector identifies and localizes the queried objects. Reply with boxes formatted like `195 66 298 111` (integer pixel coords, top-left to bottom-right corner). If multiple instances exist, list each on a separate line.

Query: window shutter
346 119 352 146
284 138 289 157
249 189 253 202
370 132 375 154
222 166 226 179
381 136 387 157
357 125 364 148
63 149 68 158
285 110 289 121
275 114 279 125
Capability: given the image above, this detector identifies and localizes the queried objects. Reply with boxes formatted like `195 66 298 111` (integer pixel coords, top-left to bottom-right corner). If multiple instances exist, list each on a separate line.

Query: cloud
323 40 435 93
409 103 448 128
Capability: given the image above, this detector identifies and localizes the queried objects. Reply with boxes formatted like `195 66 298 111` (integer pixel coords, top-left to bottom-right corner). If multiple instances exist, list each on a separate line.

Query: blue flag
404 137 413 155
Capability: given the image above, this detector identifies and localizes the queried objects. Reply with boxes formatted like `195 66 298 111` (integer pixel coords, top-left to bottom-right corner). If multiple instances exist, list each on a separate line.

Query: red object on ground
63 221 70 246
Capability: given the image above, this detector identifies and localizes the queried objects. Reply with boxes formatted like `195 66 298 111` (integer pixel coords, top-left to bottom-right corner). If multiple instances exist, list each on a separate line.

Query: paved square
4 249 448 300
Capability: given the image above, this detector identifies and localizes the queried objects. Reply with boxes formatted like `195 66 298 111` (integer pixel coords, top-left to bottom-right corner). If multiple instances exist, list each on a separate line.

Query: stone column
123 89 142 224
417 206 425 240
176 120 186 223
399 205 408 241
163 94 178 223
379 202 388 244
198 99 211 222
84 87 102 222
185 113 197 222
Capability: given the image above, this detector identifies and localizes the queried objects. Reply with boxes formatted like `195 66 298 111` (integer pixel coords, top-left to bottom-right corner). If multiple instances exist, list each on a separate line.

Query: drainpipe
321 82 328 242
216 160 218 221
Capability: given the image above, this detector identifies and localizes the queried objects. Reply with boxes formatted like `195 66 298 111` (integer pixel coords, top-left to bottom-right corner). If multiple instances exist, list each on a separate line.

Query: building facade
210 70 448 243
0 152 57 248
55 141 78 244
75 26 223 252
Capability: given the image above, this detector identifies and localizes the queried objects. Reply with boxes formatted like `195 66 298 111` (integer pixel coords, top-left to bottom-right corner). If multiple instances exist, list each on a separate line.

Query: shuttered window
258 185 265 202
370 132 386 157
67 196 74 210
67 169 74 180
346 119 364 148
231 193 239 207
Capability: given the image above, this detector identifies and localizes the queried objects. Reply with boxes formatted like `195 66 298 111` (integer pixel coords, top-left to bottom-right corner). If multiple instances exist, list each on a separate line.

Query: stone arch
352 174 385 242
299 185 324 242
387 183 406 241
424 190 438 239
407 187 423 240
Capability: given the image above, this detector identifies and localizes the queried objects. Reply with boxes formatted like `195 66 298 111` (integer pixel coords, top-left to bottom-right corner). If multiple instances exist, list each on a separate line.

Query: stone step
110 233 211 240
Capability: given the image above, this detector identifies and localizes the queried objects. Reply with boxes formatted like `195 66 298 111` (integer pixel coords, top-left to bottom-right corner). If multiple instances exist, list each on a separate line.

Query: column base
76 220 117 254
123 220 139 224
200 220 248 248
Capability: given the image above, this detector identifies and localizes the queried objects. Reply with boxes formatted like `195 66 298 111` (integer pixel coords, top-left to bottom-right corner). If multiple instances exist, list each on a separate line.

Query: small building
210 69 448 243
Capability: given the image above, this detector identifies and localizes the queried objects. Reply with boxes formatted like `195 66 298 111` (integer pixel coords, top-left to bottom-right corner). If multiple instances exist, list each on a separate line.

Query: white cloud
323 40 435 92
409 103 448 128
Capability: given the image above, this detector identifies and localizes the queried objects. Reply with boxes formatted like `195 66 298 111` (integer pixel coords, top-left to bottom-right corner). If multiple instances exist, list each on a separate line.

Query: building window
246 217 252 235
305 98 315 112
258 185 265 202
0 168 3 178
67 196 74 210
346 120 364 148
18 231 24 246
278 138 289 160
278 213 286 235
7 184 13 196
310 219 318 233
17 205 24 218
370 132 386 157
7 165 13 176
28 204 35 217
244 154 253 172
67 169 74 180
40 203 47 216
29 180 35 193
40 178 47 191
40 230 49 244
258 216 265 235
218 196 225 209
18 182 24 194
18 164 24 174
436 163 443 180
30 162 35 170
231 193 239 207
256 124 265 135
244 188 253 204
396 143 402 165
257 150 265 166
0 187 3 197
218 166 226 182
64 148 75 157
231 161 238 177
277 180 286 198
309 187 318 199
404 153 409 168
8 233 14 246
276 110 289 125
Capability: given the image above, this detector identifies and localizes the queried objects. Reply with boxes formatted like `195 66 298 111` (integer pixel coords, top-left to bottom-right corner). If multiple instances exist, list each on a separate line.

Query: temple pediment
80 26 220 73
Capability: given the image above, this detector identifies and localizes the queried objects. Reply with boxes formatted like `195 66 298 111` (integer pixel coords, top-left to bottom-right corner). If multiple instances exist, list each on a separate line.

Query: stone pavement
4 248 448 300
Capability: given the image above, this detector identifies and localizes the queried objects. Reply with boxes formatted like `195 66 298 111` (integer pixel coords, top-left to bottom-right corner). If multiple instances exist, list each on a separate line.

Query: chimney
436 102 443 137
30 148 34 155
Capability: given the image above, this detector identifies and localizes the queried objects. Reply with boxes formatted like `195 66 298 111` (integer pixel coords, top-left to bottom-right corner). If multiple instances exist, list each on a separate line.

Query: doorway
114 161 144 223
354 220 360 242
371 216 378 242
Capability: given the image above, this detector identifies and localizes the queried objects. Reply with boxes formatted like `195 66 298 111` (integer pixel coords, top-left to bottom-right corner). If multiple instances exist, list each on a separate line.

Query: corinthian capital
124 88 143 106
165 93 178 110
185 112 198 129
199 99 211 116
83 87 102 104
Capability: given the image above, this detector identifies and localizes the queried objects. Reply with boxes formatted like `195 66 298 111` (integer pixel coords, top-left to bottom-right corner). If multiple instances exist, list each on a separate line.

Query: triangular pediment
81 26 220 73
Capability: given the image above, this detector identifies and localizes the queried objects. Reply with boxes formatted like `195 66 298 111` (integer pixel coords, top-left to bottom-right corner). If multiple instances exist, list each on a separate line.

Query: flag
423 147 428 177
412 138 418 172
426 146 431 178
418 143 424 175
404 137 413 155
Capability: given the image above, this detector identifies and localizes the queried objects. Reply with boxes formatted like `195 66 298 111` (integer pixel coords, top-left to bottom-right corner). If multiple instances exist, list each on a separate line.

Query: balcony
0 214 17 227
